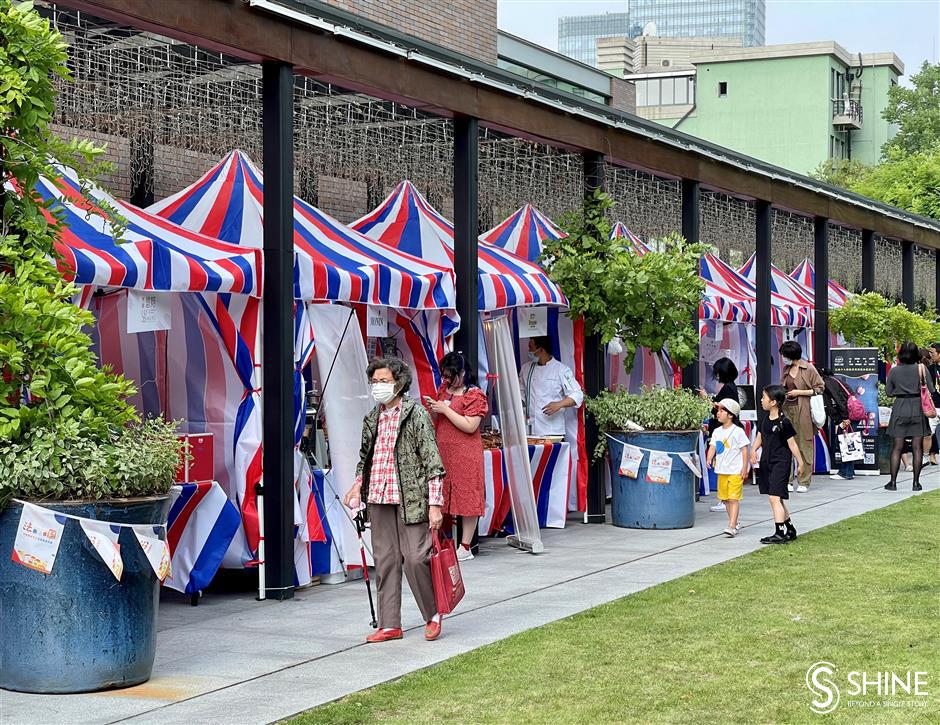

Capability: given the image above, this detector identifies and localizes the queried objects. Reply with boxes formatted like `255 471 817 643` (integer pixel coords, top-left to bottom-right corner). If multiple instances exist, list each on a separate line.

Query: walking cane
354 511 378 629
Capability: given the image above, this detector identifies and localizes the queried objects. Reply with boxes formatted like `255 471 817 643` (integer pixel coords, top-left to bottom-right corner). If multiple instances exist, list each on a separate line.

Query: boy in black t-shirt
751 385 806 544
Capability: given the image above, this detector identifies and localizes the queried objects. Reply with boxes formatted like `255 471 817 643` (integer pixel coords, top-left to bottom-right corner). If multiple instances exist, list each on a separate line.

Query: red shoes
365 628 403 643
424 619 442 641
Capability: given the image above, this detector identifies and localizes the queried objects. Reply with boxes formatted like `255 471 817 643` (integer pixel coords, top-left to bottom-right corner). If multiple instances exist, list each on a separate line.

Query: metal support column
453 116 479 373
935 250 940 316
813 217 830 368
681 179 700 390
755 201 773 396
584 152 606 524
901 241 914 308
261 61 295 600
861 229 875 293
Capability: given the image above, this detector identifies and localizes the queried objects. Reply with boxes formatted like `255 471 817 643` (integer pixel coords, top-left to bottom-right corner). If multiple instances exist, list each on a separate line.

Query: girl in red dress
427 352 488 561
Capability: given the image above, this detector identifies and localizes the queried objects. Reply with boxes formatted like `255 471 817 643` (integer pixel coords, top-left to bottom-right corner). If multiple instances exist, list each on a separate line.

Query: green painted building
626 42 902 174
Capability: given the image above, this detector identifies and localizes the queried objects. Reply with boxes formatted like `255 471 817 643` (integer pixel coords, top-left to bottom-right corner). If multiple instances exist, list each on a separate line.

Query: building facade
628 42 902 175
558 11 635 67
629 0 765 47
598 35 743 76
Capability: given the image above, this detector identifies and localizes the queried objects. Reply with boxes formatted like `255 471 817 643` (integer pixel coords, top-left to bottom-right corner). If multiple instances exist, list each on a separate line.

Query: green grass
294 492 940 724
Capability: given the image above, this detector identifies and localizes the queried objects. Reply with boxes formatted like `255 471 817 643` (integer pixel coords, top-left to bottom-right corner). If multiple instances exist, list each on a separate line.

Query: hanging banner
678 452 702 477
831 348 880 471
127 290 172 333
518 306 547 338
618 444 643 479
80 519 124 581
132 526 171 581
12 503 67 575
646 451 674 484
366 305 388 338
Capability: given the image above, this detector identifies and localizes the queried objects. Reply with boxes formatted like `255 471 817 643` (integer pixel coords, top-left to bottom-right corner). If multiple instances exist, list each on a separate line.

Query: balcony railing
832 98 863 130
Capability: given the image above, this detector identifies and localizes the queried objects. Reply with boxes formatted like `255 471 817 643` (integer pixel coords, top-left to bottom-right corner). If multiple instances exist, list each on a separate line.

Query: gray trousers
369 504 437 629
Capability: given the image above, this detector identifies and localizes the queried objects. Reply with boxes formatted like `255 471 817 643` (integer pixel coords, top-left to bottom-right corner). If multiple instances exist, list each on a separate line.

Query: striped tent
148 151 458 318
790 258 851 309
351 181 567 311
699 253 756 324
480 203 566 263
609 222 651 255
738 253 815 327
23 168 265 564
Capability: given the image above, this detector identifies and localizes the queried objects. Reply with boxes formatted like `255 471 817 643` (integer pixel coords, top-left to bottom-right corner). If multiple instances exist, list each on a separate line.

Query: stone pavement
1 470 935 724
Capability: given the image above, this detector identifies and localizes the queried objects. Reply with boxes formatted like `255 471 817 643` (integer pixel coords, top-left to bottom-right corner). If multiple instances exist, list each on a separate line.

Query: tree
882 61 940 158
540 190 708 375
851 149 940 221
828 292 939 362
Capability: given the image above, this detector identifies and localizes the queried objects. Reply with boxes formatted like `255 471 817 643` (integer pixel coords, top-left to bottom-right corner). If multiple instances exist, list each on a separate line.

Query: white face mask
371 382 396 405
782 357 795 366
528 351 539 363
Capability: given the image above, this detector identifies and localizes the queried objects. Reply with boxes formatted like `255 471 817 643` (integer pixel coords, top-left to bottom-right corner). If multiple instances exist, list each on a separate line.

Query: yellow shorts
717 474 744 501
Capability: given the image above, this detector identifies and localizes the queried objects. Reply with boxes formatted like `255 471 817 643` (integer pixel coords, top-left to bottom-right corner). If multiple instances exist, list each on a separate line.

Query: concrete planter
0 496 170 694
606 430 700 530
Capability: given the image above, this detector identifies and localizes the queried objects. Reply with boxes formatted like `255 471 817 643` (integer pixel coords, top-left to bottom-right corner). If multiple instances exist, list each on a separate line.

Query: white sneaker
709 502 727 512
787 483 794 492
796 485 809 493
905 465 914 472
829 474 845 480
456 546 474 562
723 526 738 537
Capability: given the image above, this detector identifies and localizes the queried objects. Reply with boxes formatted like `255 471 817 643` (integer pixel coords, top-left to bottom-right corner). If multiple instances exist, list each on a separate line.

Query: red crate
175 433 215 483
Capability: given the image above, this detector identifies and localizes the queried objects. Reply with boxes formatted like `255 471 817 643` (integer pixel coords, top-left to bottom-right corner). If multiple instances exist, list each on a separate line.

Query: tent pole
261 60 296 601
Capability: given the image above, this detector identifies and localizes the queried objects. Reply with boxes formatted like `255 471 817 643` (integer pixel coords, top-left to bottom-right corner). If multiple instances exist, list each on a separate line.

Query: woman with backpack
818 367 859 480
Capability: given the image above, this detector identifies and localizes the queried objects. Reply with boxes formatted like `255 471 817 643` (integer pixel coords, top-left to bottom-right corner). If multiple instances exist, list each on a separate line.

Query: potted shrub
0 3 180 693
587 387 711 529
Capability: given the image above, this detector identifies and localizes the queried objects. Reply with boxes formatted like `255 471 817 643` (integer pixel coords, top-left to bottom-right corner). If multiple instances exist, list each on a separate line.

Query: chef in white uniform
519 335 584 436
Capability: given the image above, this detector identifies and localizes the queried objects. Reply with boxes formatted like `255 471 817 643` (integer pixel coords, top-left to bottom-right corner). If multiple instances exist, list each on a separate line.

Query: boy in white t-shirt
706 398 750 537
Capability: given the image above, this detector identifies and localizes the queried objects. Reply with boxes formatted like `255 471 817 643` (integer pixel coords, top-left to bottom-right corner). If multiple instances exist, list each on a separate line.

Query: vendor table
479 442 571 536
163 482 241 596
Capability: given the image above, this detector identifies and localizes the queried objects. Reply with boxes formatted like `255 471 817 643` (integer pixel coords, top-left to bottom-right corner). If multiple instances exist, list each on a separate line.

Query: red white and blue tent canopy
739 253 815 326
610 222 651 256
16 168 262 296
351 181 567 311
790 258 851 309
147 151 457 316
479 203 566 263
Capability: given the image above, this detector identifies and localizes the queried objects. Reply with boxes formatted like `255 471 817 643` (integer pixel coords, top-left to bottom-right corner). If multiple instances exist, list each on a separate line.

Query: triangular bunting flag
80 519 124 581
12 503 67 575
132 525 171 581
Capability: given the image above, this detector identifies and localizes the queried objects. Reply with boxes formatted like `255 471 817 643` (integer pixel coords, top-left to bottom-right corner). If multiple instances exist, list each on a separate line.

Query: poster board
830 348 880 472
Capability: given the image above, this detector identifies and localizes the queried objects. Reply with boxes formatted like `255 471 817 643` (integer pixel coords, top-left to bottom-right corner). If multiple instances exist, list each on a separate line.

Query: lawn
293 492 939 724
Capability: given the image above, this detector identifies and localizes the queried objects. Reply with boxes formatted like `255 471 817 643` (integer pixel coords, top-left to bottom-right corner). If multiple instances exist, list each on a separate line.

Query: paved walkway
2 470 935 724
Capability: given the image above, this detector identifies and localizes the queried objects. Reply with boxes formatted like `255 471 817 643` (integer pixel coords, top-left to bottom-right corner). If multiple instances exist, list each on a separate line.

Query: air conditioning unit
662 59 671 67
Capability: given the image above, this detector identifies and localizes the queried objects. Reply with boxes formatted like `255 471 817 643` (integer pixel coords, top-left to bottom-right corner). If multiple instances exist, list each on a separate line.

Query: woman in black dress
885 342 936 491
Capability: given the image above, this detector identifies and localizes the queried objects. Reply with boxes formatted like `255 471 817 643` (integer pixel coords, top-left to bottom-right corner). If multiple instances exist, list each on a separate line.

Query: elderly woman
343 357 446 643
885 342 936 492
779 340 824 492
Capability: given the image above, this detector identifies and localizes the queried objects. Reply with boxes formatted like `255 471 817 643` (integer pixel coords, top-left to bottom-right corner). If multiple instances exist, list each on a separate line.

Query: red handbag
835 378 866 422
920 365 937 419
430 530 465 615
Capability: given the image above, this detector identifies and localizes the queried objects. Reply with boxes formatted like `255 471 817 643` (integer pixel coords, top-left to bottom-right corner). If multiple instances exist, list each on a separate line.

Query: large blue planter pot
0 496 169 694
607 431 700 529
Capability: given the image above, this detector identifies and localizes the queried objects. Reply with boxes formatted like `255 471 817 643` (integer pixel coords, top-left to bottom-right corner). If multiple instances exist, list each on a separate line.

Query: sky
497 0 940 81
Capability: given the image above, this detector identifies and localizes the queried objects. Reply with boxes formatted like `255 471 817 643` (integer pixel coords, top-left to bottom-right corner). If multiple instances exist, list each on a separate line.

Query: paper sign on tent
518 306 547 337
127 290 172 333
132 525 171 581
80 519 124 581
646 451 673 484
618 444 643 479
366 305 388 338
12 503 67 575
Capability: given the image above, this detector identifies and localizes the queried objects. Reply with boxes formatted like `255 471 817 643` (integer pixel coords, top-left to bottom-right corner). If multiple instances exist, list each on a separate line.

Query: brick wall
153 145 219 202
316 176 369 223
320 0 497 63
52 125 131 200
609 77 636 115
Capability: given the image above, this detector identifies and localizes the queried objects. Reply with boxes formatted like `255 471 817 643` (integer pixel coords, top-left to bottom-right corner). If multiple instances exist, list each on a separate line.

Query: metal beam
813 217 830 368
261 61 295 601
681 179 700 391
935 250 940 316
453 116 479 372
583 152 606 525
861 229 875 292
901 241 915 308
755 201 773 396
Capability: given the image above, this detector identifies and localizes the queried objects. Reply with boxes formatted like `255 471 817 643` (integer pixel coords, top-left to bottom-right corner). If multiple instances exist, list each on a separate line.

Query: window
661 78 675 105
648 79 661 105
718 81 727 97
636 80 648 106
674 77 688 105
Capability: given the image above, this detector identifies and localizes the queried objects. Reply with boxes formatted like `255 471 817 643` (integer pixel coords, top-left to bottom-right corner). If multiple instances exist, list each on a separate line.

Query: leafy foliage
878 383 895 409
828 292 939 362
0 1 179 501
541 190 707 371
882 61 940 158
